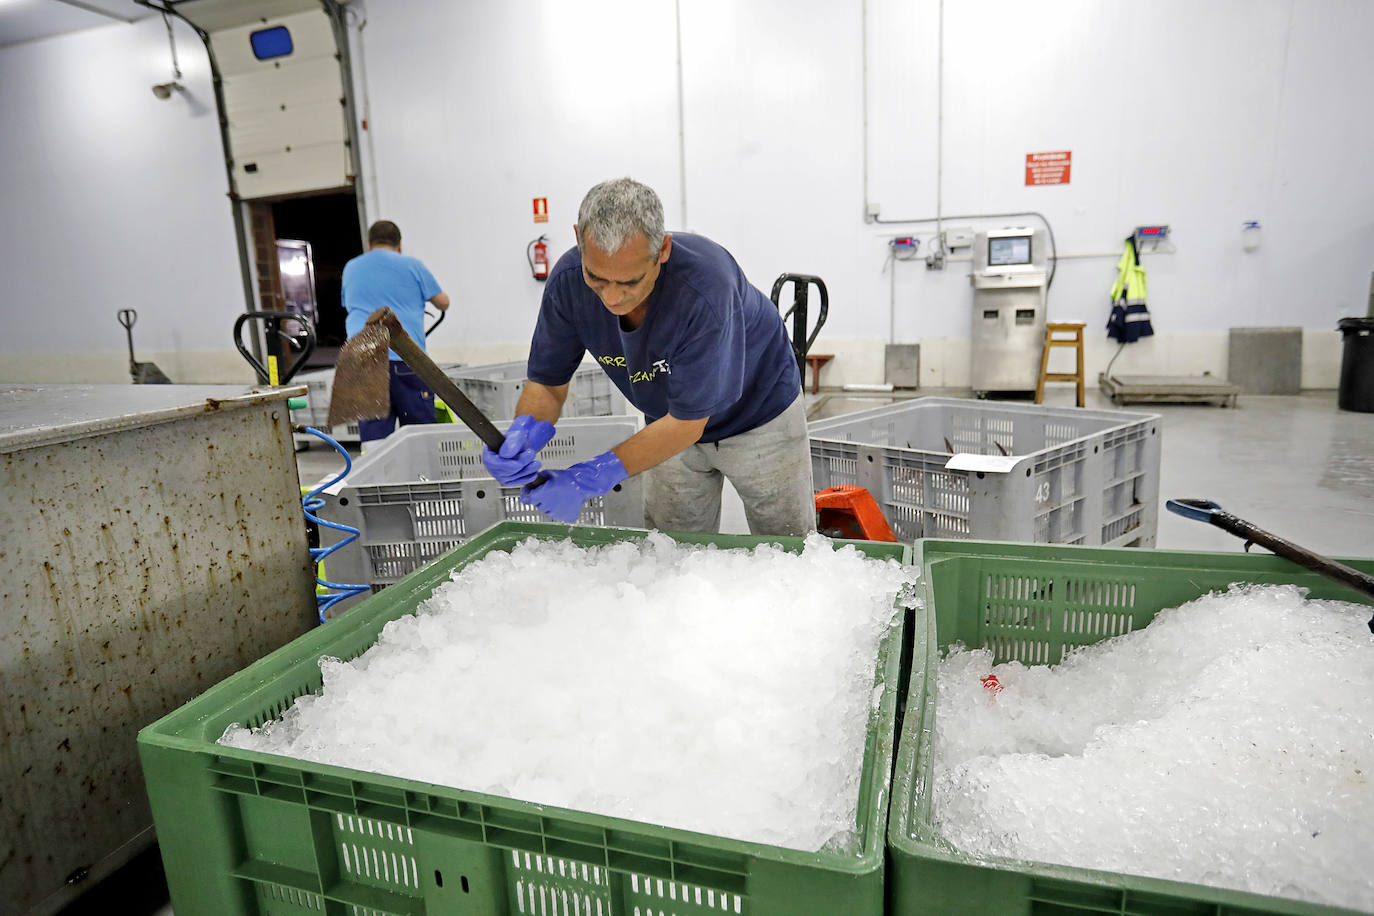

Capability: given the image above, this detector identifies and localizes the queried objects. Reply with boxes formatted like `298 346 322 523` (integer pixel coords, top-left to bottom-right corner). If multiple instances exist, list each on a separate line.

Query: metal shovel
1166 498 1374 632
328 307 505 451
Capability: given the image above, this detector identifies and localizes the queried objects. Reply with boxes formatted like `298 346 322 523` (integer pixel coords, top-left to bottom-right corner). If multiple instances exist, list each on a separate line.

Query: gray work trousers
643 395 816 537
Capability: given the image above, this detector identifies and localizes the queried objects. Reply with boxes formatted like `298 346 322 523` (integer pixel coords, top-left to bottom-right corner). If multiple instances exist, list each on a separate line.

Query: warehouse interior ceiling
0 0 327 49
0 0 149 48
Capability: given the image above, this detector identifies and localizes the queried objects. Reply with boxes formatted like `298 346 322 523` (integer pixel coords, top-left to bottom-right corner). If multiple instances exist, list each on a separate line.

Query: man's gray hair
577 178 665 256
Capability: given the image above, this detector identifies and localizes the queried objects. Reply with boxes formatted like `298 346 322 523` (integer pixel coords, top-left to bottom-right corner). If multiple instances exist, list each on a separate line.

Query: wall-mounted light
152 9 184 101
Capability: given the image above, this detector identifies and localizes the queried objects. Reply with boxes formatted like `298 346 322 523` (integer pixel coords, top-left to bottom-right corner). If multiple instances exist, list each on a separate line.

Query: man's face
578 229 671 322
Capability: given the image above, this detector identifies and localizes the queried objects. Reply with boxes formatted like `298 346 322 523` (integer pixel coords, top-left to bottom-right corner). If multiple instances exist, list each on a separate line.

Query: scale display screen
988 235 1032 266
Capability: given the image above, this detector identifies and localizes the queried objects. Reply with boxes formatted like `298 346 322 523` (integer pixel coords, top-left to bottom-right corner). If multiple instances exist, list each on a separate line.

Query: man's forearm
513 381 569 424
611 414 708 477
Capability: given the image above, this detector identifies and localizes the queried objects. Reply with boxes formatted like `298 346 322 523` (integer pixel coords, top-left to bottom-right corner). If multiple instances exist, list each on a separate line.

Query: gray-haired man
480 177 815 536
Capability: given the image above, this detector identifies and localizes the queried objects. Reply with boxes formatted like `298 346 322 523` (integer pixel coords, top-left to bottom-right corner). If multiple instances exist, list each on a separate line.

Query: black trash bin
1338 317 1374 412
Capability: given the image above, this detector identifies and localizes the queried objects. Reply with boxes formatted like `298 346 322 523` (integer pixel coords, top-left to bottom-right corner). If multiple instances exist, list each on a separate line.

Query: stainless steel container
0 384 317 915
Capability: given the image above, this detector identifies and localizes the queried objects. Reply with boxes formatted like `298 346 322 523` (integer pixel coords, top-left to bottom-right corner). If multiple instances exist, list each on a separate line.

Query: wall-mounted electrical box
1134 225 1173 253
942 227 975 250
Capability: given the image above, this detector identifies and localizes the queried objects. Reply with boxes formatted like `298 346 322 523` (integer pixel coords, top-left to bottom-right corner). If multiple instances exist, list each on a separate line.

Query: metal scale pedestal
970 228 1049 397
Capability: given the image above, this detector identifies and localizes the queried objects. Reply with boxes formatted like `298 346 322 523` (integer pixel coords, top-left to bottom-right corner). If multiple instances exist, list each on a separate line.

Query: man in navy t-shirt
480 178 815 536
341 220 450 443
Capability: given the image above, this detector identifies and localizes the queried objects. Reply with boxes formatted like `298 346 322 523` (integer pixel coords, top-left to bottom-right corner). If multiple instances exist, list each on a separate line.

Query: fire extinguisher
527 235 549 281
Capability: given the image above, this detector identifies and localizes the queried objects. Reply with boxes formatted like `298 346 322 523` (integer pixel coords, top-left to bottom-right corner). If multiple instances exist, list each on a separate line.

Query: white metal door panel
230 100 344 158
213 8 337 74
236 144 351 199
212 8 349 198
221 57 342 114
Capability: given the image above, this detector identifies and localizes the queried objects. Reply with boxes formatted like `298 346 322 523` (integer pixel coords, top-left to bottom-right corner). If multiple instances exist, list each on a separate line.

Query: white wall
353 0 1373 387
0 15 255 383
3 0 1371 387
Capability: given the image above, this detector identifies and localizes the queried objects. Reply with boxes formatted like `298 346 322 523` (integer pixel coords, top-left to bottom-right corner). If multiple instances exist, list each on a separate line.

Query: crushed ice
933 583 1374 910
221 532 918 852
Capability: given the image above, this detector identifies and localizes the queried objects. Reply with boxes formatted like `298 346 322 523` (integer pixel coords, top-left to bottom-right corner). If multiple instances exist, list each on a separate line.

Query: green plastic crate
889 538 1374 916
139 521 913 916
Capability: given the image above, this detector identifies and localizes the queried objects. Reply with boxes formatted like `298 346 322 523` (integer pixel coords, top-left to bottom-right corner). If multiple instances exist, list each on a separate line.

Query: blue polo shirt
342 248 441 358
527 233 800 442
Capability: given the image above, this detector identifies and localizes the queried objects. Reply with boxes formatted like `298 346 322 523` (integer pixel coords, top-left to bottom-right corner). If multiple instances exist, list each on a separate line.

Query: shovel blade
327 323 392 426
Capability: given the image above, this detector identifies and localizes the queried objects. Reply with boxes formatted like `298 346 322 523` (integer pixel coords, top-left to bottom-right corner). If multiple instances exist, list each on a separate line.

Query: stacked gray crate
289 367 363 444
810 398 1161 546
447 359 630 419
291 360 631 447
321 416 644 595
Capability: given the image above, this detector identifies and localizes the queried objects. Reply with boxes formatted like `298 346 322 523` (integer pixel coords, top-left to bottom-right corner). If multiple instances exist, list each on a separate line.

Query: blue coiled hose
300 426 370 622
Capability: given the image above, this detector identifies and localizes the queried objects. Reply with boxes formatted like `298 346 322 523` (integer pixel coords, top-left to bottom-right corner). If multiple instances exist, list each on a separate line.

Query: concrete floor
87 386 1374 916
800 387 1374 559
295 386 1374 557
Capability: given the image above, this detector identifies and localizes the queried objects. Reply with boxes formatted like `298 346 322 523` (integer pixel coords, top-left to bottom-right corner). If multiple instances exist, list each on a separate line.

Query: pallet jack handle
116 309 140 380
234 310 316 386
1167 498 1374 632
425 304 445 338
769 273 829 378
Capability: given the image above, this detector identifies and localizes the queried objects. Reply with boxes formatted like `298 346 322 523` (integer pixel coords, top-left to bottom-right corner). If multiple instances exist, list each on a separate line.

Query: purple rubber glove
481 414 556 486
521 451 629 523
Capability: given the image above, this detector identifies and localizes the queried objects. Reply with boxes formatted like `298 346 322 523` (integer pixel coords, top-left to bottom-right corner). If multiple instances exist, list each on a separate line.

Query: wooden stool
804 353 834 394
1035 323 1085 407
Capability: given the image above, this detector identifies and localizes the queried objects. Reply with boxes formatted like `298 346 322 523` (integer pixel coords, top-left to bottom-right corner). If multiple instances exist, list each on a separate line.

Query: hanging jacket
1107 237 1155 343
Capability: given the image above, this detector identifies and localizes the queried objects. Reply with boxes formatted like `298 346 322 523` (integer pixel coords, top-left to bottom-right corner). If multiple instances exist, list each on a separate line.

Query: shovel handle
1167 498 1374 620
364 308 506 451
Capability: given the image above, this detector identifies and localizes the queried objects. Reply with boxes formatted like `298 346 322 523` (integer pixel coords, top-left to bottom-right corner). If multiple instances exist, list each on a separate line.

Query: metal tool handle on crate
769 273 830 377
233 311 316 385
1166 498 1374 632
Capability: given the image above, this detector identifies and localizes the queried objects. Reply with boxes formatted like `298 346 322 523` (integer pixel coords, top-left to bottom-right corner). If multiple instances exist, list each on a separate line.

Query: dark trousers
358 361 436 443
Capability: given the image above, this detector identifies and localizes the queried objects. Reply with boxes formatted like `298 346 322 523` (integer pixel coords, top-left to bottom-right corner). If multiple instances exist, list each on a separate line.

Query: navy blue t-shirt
526 234 800 443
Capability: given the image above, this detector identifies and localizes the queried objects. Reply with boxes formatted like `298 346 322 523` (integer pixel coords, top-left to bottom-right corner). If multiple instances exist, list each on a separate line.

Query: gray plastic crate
289 368 362 444
291 364 477 445
324 417 644 590
809 398 1161 546
293 361 629 446
448 359 630 419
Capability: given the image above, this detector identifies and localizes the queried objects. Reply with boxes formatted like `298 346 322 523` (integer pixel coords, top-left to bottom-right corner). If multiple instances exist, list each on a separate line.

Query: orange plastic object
814 485 898 542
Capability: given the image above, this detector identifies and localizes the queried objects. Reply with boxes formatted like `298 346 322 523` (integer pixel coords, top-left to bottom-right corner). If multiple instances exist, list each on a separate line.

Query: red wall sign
1025 151 1071 186
532 197 549 223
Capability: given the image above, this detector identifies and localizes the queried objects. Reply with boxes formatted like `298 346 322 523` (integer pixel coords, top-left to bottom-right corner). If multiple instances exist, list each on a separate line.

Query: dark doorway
271 191 363 367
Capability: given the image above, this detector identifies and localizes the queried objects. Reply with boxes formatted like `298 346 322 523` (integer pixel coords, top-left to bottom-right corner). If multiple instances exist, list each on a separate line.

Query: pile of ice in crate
221 532 917 852
934 583 1374 911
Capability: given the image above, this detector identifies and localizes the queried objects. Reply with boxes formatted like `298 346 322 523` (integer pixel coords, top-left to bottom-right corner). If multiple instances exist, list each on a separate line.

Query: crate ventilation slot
1065 579 1136 608
1061 609 1135 643
1044 421 1083 448
512 850 610 916
986 637 1052 665
248 685 312 728
984 574 1054 603
542 435 581 463
413 498 465 538
257 881 325 911
338 814 419 890
629 872 745 914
